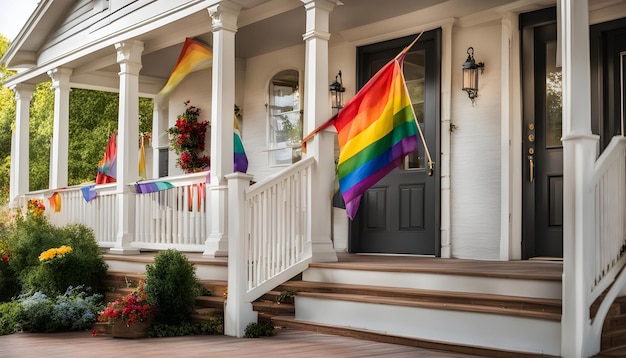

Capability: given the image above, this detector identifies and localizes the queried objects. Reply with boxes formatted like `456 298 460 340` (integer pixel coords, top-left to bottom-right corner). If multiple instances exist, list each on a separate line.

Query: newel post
224 172 257 337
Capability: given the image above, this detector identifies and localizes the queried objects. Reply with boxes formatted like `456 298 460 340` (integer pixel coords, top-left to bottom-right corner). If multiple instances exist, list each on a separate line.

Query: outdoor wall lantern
329 70 345 110
462 47 485 104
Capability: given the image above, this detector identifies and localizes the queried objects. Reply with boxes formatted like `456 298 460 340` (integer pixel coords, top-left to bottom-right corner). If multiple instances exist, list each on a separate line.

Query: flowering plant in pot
98 281 156 337
166 101 210 173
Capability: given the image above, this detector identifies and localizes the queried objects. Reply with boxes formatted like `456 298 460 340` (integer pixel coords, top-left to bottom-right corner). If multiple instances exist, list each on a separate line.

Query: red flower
1 255 8 262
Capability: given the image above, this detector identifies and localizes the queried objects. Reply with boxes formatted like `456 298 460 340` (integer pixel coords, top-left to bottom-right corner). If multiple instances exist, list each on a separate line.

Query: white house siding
241 44 305 180
450 22 503 260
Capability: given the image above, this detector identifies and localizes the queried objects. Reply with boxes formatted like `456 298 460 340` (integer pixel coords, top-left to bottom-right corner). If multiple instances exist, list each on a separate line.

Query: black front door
349 30 441 256
521 9 563 259
591 18 626 150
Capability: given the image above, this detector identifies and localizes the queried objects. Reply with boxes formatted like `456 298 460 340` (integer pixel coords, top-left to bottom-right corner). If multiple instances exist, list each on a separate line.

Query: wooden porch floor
0 329 485 357
103 251 563 281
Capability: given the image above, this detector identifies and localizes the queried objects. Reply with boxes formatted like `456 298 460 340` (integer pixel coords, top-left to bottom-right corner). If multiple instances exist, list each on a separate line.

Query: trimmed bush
145 249 202 325
8 217 107 296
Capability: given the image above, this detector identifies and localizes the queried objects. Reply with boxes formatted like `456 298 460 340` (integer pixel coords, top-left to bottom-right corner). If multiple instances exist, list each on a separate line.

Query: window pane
404 50 426 170
546 41 562 148
269 70 301 165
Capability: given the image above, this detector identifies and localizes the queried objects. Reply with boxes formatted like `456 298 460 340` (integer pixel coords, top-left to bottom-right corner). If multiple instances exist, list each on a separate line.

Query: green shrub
244 321 275 338
25 225 107 296
148 318 223 337
8 217 107 296
145 249 202 325
0 301 21 335
0 260 18 303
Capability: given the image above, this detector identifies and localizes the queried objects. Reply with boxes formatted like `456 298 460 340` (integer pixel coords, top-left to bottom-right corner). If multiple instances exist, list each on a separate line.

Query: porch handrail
133 171 209 251
228 156 315 306
588 136 626 342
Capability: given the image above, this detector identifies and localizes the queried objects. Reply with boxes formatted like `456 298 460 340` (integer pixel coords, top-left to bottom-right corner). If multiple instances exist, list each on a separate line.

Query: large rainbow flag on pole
156 38 213 103
303 34 431 220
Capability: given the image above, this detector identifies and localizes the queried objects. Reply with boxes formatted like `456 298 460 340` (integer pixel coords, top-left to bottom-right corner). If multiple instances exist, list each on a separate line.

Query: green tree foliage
0 32 153 198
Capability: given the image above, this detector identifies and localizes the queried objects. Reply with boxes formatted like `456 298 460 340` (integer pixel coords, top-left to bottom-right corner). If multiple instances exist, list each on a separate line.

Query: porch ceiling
5 0 536 90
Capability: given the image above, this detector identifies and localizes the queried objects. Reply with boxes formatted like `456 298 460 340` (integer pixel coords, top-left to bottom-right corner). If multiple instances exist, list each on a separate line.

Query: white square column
203 1 240 257
110 40 143 255
48 67 73 189
9 84 35 206
301 0 338 262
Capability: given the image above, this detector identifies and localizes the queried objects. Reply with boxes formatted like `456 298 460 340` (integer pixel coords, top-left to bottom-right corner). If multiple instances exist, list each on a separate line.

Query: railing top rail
246 156 315 197
22 183 118 197
135 171 209 188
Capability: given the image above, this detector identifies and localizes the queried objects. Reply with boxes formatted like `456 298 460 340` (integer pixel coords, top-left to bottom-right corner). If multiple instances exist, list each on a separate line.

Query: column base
203 235 229 257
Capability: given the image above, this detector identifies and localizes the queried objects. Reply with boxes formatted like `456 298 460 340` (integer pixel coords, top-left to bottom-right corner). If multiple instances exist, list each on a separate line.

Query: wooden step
271 316 557 358
595 344 626 357
277 280 562 320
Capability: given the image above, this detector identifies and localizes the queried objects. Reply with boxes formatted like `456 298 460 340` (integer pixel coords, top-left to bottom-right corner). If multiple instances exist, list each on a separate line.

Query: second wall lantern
462 47 485 104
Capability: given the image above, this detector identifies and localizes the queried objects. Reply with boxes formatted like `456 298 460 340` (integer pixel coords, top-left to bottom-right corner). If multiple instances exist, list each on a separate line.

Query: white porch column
152 100 168 178
110 40 143 255
48 68 73 189
224 172 257 337
203 1 240 257
9 84 35 206
560 0 599 357
301 0 337 262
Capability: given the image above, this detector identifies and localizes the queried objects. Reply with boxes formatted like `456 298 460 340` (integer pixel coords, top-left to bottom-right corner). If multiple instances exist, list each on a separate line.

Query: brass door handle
528 155 534 183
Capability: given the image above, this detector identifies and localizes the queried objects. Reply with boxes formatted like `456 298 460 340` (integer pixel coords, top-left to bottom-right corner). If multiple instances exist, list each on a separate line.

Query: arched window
268 69 302 166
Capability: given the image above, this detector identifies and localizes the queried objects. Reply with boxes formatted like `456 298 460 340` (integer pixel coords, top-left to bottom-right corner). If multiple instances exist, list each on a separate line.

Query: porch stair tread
277 280 561 319
271 316 558 358
595 344 626 357
296 291 561 321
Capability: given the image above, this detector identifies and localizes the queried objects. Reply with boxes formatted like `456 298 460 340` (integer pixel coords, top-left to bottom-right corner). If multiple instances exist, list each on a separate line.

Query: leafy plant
148 319 223 337
276 290 296 304
244 321 275 338
0 301 21 335
145 249 202 325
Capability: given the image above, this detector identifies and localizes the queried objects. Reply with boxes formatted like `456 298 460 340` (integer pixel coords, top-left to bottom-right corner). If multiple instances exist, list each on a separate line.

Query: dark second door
349 31 440 256
522 10 564 259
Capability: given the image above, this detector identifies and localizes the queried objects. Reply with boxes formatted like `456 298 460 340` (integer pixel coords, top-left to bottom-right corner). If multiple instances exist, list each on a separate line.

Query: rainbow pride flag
156 38 213 103
135 180 175 194
233 117 248 173
304 39 421 220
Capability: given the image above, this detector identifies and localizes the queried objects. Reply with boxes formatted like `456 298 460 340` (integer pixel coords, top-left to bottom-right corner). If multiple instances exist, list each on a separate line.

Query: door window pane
268 70 302 166
546 41 562 148
404 51 426 169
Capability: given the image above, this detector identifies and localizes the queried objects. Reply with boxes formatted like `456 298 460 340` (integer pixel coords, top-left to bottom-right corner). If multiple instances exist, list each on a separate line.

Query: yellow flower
39 245 73 262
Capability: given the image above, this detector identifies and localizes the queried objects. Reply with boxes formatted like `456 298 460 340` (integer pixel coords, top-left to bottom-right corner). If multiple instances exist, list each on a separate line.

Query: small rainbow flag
233 117 248 173
156 38 213 103
303 36 423 220
135 181 175 194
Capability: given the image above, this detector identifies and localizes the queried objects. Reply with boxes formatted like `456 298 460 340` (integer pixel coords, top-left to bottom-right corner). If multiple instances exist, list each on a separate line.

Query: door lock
528 134 535 143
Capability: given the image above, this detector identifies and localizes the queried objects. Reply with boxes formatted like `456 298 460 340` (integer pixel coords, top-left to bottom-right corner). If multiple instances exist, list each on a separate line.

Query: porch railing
134 172 209 251
588 136 626 343
19 184 119 247
18 171 210 252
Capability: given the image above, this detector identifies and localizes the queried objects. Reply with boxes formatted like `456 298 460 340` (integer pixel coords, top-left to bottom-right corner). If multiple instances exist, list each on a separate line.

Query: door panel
522 8 563 258
349 30 440 256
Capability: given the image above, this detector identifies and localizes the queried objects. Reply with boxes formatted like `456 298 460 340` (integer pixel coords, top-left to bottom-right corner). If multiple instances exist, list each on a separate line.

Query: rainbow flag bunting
48 192 62 213
233 117 248 173
135 181 175 194
303 35 425 220
156 38 213 103
81 185 97 202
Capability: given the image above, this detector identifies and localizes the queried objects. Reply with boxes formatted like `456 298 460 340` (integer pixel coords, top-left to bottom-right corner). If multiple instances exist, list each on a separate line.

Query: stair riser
295 295 561 356
303 268 561 300
105 260 227 281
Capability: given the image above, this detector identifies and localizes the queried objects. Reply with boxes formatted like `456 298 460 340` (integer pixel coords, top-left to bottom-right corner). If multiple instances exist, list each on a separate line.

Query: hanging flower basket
166 101 210 173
